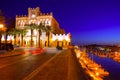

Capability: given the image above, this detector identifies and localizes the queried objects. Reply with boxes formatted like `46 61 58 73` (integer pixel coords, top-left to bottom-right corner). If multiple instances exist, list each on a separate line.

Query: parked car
0 43 14 51
56 45 63 50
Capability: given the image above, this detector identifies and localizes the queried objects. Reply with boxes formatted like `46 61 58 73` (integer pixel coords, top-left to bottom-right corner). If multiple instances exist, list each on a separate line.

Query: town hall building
2 7 71 47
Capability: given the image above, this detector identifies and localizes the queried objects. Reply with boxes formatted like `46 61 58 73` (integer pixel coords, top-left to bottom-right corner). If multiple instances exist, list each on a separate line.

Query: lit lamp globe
0 24 6 31
0 24 3 29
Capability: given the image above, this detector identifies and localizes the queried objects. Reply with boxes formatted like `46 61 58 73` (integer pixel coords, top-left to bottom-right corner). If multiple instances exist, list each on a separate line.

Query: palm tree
26 24 36 47
36 24 44 47
17 28 27 46
43 26 52 47
7 28 18 45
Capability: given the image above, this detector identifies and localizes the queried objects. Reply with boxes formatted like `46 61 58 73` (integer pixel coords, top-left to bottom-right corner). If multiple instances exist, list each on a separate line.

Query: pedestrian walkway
24 49 91 80
45 47 63 53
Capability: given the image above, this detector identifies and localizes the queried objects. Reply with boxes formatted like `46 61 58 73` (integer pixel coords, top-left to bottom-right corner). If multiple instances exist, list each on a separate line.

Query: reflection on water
87 52 120 80
74 48 109 80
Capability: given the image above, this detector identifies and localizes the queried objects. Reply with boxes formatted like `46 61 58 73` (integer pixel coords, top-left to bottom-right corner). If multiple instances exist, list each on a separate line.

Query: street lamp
0 24 6 31
0 24 3 29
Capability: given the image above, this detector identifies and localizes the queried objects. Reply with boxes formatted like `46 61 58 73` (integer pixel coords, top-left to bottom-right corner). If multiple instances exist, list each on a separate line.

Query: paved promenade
24 49 90 80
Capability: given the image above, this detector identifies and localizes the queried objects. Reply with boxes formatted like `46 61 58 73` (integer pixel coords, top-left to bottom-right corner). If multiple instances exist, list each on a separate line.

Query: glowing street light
0 24 6 31
0 24 3 28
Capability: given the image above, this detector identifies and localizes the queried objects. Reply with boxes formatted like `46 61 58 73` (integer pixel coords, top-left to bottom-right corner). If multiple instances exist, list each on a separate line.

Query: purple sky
1 0 120 45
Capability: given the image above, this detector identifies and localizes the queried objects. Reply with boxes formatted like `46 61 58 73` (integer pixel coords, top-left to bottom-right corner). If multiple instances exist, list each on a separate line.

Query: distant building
2 7 71 47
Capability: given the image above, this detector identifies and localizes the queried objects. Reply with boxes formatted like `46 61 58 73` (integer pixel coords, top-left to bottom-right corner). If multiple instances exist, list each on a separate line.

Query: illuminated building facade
2 7 71 47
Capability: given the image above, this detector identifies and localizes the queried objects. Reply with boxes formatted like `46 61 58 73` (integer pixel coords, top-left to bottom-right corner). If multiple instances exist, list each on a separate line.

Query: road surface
0 48 56 80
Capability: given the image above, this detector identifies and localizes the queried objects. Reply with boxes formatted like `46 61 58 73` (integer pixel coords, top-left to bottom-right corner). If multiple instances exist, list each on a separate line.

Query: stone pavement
24 49 91 80
67 49 91 80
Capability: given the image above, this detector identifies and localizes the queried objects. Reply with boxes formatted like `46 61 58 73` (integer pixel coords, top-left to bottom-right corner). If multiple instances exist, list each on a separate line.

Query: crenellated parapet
52 33 71 42
28 7 40 10
16 7 53 18
16 15 27 18
40 12 53 16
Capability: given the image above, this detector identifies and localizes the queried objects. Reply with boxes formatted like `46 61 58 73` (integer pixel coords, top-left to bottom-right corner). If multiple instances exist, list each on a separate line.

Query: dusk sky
1 0 120 45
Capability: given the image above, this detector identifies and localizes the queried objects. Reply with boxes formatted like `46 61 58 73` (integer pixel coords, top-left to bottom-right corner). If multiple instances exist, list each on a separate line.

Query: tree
7 28 18 45
17 28 27 46
43 26 52 47
36 24 44 47
25 23 45 47
26 24 36 47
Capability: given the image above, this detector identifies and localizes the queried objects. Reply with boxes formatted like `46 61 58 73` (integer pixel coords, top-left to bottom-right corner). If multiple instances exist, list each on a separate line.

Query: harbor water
87 52 120 80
